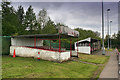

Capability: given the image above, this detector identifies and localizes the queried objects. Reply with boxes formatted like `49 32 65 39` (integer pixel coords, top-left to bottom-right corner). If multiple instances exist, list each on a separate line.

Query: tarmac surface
97 49 118 79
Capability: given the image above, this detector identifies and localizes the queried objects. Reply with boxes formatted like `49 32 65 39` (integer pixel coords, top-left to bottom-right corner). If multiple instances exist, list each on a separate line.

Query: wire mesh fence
44 40 74 50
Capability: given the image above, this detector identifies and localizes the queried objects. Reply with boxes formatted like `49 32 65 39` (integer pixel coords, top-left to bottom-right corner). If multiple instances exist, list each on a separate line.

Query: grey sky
10 1 118 37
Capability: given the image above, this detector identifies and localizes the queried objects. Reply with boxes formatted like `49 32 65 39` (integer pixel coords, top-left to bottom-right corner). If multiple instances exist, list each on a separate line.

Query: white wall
74 42 91 54
78 46 90 54
60 51 70 62
10 46 71 62
11 38 43 47
71 51 78 56
75 42 91 54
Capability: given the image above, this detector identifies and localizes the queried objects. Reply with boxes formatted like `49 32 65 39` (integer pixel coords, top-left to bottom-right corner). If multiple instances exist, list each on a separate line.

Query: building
10 26 79 62
74 37 101 54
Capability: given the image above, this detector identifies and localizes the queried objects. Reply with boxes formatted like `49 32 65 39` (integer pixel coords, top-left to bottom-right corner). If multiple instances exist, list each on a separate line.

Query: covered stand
74 37 101 54
10 26 79 62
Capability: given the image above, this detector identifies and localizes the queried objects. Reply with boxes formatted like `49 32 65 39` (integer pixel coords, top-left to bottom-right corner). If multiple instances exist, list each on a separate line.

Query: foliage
116 31 120 48
104 35 109 48
105 32 120 48
24 5 36 34
42 18 57 34
2 1 20 36
17 5 24 24
38 8 48 29
73 28 101 43
16 5 25 34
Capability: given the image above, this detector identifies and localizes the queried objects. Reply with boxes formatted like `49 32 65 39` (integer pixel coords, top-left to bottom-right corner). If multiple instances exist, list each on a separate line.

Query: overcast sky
9 1 119 37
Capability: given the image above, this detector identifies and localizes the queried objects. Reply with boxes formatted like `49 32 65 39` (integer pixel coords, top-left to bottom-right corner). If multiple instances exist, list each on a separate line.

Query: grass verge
2 53 109 78
2 56 98 78
79 53 109 64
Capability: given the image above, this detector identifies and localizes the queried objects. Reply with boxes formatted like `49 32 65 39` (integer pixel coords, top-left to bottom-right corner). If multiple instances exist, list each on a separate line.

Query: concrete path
99 50 118 78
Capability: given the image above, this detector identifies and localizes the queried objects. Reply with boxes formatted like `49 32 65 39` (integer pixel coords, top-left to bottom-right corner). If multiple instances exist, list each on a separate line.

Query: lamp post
110 21 112 48
102 0 105 55
107 9 110 50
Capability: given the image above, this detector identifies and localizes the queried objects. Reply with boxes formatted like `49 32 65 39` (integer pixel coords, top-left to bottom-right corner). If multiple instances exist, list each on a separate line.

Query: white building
74 37 101 54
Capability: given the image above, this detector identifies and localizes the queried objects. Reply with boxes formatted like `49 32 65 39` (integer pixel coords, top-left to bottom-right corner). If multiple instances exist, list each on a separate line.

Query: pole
107 9 110 50
102 0 105 55
110 21 112 48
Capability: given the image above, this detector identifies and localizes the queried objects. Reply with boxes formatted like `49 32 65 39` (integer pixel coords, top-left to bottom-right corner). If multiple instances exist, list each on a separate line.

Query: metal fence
1 36 11 55
44 40 74 50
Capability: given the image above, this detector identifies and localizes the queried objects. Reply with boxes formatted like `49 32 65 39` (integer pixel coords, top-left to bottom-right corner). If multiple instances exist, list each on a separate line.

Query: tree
17 5 24 24
116 31 120 47
104 35 109 47
42 17 57 34
111 33 117 39
33 20 41 34
75 28 101 40
38 8 48 29
24 5 36 34
2 1 20 36
56 22 68 30
16 5 26 34
110 31 120 48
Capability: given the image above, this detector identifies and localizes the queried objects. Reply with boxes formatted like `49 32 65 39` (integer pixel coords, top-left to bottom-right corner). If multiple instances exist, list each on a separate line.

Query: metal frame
33 33 78 57
12 32 79 58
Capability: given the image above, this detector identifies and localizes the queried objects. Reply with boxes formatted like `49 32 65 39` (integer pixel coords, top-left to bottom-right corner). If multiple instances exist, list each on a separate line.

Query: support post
59 34 61 52
34 37 36 48
50 40 51 49
77 40 78 57
89 43 91 54
70 39 72 57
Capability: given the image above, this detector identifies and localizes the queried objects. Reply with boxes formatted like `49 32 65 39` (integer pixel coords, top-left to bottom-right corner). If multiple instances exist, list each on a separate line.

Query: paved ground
98 49 118 78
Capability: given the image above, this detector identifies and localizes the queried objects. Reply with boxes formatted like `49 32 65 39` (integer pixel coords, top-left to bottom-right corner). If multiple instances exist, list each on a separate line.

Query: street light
110 20 112 48
107 9 110 50
102 0 105 55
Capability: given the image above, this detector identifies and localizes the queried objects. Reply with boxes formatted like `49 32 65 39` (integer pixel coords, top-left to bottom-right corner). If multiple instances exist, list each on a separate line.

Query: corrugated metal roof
75 37 100 43
11 33 78 39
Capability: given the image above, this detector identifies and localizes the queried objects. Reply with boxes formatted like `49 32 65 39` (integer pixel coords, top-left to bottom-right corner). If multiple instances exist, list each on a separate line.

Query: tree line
2 1 58 36
104 31 120 49
1 1 101 39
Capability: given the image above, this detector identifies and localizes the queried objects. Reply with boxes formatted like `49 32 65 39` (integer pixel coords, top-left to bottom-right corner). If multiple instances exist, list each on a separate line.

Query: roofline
75 37 100 43
11 33 78 39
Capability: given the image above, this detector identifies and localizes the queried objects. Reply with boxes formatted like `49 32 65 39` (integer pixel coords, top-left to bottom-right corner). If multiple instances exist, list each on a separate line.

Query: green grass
2 56 99 78
79 54 109 64
105 48 114 51
2 54 110 78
